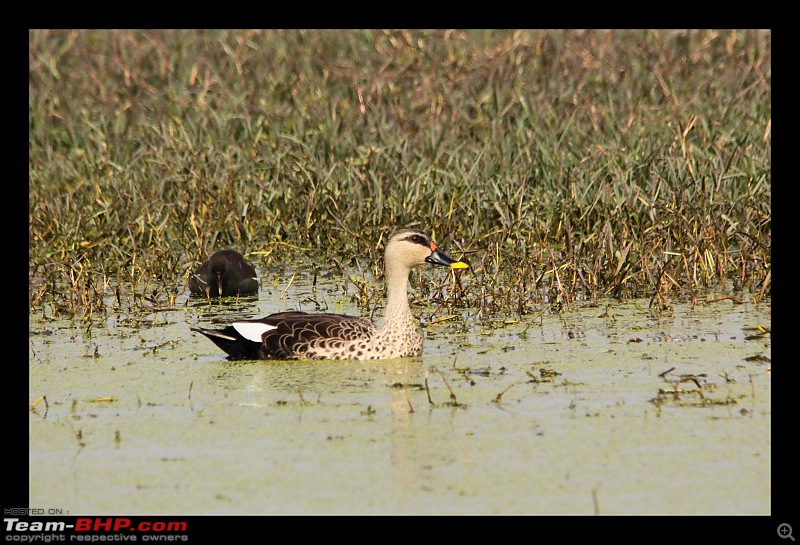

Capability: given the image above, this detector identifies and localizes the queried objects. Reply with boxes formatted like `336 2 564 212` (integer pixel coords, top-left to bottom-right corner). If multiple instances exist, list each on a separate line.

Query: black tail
191 327 263 360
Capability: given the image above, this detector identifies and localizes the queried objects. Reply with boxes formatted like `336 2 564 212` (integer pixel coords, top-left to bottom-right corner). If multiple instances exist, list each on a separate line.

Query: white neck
381 262 414 327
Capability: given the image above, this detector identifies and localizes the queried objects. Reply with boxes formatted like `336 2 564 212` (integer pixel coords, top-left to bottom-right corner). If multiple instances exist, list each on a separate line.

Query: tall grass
29 29 771 320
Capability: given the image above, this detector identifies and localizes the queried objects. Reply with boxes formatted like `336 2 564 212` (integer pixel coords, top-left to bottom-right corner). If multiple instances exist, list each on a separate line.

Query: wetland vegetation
29 30 771 322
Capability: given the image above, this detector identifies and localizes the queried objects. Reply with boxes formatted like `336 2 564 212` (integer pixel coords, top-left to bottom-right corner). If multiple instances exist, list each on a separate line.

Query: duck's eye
409 235 425 245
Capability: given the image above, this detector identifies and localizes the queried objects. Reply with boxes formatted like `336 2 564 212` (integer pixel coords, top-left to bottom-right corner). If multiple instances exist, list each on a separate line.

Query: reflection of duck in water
191 229 468 360
189 249 259 298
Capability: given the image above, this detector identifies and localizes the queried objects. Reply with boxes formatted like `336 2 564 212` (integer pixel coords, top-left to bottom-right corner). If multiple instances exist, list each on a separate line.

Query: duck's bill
426 248 469 269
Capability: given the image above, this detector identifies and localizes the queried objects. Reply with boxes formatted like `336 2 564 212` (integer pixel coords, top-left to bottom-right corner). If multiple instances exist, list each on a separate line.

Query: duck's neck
382 265 414 327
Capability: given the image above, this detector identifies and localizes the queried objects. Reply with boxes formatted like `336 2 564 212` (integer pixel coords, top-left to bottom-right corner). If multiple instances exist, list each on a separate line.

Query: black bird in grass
189 249 259 298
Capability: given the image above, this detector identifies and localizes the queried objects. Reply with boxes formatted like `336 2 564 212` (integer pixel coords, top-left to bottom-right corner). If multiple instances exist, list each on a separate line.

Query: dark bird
191 229 468 360
189 249 259 298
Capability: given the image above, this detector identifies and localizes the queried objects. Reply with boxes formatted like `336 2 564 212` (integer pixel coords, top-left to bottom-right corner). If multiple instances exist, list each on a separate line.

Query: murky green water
29 269 771 515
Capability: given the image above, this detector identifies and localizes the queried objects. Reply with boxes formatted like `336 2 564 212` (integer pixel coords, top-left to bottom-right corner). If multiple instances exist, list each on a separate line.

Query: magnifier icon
779 524 795 541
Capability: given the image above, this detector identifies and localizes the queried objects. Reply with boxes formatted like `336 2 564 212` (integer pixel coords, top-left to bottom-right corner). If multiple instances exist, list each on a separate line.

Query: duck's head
385 229 468 273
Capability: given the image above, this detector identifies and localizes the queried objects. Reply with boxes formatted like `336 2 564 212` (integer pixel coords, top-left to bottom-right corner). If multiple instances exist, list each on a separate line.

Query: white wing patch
233 322 277 343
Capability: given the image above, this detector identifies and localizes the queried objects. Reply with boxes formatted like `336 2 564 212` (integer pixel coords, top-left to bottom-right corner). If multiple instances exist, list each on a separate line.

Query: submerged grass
29 29 771 322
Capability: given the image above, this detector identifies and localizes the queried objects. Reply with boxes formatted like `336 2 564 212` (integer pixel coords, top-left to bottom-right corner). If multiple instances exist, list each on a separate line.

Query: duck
188 249 259 298
191 229 468 360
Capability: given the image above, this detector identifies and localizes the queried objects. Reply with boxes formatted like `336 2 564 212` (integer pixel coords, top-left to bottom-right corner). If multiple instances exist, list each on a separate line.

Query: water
28 268 771 515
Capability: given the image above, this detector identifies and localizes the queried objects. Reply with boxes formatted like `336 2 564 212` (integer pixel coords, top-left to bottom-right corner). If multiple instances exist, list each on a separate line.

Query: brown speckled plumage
191 229 468 360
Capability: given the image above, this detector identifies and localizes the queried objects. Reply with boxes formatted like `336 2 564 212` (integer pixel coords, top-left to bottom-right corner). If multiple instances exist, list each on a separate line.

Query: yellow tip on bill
450 261 469 269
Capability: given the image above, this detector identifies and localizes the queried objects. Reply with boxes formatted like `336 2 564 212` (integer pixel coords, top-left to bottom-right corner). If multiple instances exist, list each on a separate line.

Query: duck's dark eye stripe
405 233 427 245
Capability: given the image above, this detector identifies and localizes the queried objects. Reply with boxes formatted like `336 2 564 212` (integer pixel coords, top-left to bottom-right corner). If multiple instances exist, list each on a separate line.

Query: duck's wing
188 261 214 296
255 311 377 359
193 312 377 360
231 259 259 295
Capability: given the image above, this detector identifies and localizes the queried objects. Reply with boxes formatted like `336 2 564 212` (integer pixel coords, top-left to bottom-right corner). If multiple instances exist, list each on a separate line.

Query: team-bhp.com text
5 518 189 541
